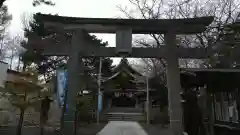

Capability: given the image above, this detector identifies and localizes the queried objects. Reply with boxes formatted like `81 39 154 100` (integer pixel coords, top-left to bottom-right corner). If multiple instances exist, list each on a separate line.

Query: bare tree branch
119 0 240 78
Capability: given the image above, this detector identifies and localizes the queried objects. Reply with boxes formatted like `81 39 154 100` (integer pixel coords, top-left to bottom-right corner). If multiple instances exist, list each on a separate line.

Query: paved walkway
1 121 172 135
95 121 172 135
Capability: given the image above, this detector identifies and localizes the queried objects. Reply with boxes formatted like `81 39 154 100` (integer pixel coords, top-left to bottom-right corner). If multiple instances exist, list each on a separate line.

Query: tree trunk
60 105 66 130
10 50 14 69
22 63 26 72
17 56 21 71
74 110 77 135
17 109 24 135
40 112 44 135
40 126 44 135
40 120 44 135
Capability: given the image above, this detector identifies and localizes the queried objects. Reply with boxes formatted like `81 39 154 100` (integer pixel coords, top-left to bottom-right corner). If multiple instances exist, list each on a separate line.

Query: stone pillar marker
61 30 84 135
165 30 183 135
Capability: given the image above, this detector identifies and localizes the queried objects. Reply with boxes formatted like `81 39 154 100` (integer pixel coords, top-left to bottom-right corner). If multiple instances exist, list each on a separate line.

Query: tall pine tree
20 13 113 88
0 4 12 60
0 0 54 8
211 20 240 68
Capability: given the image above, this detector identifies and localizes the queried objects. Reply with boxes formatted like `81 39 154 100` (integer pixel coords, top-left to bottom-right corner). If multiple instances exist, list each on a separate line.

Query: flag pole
97 57 102 124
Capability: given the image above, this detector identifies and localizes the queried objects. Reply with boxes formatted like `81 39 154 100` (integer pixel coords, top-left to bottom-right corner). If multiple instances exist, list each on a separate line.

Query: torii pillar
165 30 183 134
62 30 83 135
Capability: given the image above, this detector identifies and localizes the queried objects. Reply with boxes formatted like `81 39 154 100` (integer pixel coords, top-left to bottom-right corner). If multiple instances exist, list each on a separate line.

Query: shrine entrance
31 13 214 135
112 94 136 107
112 97 136 107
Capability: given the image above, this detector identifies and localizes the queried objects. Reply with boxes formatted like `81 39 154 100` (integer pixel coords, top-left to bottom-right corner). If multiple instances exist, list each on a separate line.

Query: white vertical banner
56 69 68 108
98 91 103 112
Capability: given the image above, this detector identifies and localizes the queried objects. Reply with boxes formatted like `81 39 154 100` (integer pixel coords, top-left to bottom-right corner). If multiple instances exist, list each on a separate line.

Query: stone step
106 107 144 113
103 112 145 121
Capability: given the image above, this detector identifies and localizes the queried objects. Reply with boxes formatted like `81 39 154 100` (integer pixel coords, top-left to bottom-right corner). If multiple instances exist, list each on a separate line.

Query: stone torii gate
28 13 213 135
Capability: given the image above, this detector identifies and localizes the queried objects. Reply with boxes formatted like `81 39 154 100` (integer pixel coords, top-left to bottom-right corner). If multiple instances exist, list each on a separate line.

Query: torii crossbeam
29 13 214 135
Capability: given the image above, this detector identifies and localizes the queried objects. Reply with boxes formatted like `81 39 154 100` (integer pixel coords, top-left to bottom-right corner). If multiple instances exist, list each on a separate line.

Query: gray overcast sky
5 0 134 65
5 0 130 42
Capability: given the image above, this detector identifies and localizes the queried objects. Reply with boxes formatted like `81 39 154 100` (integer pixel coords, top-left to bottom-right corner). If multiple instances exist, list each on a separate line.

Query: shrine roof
180 68 240 91
181 68 240 82
111 58 142 75
6 69 35 78
35 13 214 34
102 58 145 83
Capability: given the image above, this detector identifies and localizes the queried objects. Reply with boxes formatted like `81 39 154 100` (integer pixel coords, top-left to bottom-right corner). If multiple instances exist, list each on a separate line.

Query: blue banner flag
56 69 68 108
98 91 102 112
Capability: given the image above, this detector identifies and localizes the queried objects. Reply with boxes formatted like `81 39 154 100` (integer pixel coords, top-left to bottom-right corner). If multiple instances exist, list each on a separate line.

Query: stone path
1 121 173 135
94 121 172 135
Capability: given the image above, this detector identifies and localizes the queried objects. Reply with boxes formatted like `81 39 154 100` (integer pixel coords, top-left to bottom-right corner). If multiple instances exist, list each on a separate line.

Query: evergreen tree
0 5 11 37
0 5 12 59
149 74 168 109
20 14 114 130
0 0 54 8
211 21 240 68
20 13 113 89
0 0 6 7
3 70 43 135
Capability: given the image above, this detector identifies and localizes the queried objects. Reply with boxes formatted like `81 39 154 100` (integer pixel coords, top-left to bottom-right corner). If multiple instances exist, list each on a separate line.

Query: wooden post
165 30 183 135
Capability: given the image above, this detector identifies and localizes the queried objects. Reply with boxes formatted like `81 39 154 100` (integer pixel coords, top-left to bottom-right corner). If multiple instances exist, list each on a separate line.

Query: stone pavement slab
95 121 172 135
1 121 173 135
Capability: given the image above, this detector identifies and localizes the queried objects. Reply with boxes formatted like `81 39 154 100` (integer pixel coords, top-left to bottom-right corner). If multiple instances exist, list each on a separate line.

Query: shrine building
99 58 161 122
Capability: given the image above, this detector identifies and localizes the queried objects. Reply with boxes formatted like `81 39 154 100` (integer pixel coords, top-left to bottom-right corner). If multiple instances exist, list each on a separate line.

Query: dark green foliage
182 90 203 135
205 72 240 93
76 95 94 123
0 0 6 7
197 22 240 92
32 0 55 6
0 5 11 27
149 75 168 108
210 22 240 68
0 5 12 39
0 5 12 60
0 0 54 8
21 13 113 85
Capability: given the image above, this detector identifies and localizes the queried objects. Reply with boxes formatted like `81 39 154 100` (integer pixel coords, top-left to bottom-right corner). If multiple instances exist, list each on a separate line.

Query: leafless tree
0 4 12 60
21 13 32 33
2 35 24 69
118 0 240 81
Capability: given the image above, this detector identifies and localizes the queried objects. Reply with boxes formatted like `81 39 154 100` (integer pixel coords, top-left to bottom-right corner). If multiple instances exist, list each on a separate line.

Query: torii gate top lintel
28 13 214 58
35 13 214 34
